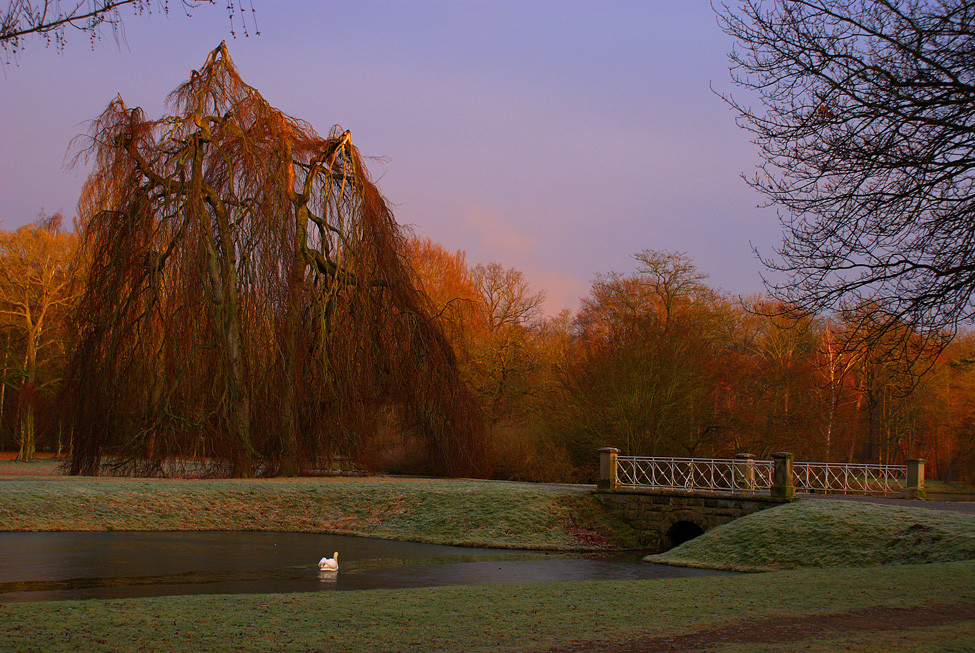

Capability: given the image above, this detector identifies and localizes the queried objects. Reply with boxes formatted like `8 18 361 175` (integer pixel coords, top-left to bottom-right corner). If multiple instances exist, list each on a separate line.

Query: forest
2 213 974 483
1 42 973 484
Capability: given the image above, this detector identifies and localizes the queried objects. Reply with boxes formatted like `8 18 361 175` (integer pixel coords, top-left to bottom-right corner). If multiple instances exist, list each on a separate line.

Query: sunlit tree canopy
64 42 486 478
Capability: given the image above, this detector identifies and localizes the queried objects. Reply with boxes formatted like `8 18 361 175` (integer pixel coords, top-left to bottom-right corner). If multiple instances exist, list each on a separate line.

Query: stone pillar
598 447 619 490
906 458 926 499
771 452 795 499
735 453 755 491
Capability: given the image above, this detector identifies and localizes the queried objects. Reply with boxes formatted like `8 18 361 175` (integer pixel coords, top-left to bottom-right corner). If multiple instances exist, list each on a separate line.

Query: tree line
3 214 973 482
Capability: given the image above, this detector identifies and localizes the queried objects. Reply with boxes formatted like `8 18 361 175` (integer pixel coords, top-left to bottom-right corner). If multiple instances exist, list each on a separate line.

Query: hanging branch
1 1 258 62
64 42 488 478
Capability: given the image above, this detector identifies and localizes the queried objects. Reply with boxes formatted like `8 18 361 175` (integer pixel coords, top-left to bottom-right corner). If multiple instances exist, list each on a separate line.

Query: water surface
0 531 729 602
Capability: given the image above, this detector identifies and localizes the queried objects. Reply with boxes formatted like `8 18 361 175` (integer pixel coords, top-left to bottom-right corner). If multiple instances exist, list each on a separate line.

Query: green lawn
0 561 972 652
647 498 975 571
1 460 973 651
927 480 975 494
0 471 640 550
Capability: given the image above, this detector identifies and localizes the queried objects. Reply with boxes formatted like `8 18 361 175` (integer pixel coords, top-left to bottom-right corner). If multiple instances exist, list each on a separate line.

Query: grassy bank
0 471 640 550
0 560 972 652
2 461 974 650
648 499 975 571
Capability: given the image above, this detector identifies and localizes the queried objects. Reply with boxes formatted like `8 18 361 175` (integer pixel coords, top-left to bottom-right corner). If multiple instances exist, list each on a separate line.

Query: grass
647 499 975 571
928 479 975 496
2 459 974 651
0 456 62 476
715 623 975 653
0 468 641 550
0 560 972 652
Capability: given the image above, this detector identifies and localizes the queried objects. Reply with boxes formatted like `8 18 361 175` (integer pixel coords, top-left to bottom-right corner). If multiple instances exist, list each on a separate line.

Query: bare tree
1 0 256 61
578 251 710 342
471 263 545 332
717 0 975 343
469 262 545 421
65 42 486 478
0 214 78 460
818 319 860 461
632 250 708 329
560 251 729 460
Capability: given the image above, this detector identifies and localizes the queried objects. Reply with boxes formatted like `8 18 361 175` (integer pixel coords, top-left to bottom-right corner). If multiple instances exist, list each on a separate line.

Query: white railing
792 461 907 495
616 456 771 494
615 455 907 496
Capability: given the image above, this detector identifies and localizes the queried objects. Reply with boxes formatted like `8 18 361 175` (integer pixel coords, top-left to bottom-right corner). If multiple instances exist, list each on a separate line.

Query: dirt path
542 603 975 652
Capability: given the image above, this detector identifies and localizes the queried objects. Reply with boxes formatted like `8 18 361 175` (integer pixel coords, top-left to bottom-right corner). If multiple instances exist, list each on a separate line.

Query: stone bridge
593 487 790 551
592 448 927 552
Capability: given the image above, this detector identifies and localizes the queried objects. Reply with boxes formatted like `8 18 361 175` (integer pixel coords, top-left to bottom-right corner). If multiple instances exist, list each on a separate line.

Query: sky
0 0 780 315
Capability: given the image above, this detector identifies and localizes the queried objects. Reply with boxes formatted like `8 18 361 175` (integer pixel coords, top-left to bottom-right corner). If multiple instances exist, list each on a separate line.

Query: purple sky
0 1 779 315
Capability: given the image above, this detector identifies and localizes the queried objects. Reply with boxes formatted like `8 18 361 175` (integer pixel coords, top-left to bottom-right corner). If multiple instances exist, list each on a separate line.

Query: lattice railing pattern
616 456 769 494
792 461 907 495
615 456 907 496
753 460 774 490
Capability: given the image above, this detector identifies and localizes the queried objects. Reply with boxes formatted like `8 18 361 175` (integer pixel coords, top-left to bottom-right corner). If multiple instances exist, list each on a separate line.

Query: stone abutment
593 488 790 551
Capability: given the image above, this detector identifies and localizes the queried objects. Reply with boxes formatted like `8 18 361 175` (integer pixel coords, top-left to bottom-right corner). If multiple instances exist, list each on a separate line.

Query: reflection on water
318 569 338 583
0 531 730 602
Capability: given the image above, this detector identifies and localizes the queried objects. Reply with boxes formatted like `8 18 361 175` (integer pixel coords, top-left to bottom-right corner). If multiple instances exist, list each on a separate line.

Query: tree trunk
825 391 836 463
16 403 34 461
192 139 253 477
15 332 37 461
0 329 9 449
276 252 305 478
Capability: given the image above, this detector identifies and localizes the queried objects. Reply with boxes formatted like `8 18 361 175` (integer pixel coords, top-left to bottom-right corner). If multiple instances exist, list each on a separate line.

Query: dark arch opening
666 520 706 549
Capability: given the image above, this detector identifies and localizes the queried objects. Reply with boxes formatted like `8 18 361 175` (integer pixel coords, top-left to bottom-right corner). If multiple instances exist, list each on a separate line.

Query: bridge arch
662 509 710 549
666 519 706 548
593 487 790 553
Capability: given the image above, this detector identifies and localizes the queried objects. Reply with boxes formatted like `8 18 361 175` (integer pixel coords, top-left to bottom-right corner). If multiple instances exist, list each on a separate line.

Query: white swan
318 552 339 571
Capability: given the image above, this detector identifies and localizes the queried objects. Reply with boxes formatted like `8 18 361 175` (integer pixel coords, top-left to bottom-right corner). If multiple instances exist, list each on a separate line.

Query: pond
0 532 730 602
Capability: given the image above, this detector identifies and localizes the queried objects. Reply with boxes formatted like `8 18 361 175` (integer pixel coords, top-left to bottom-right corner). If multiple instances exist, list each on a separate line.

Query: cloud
455 202 588 315
462 202 538 260
523 267 589 317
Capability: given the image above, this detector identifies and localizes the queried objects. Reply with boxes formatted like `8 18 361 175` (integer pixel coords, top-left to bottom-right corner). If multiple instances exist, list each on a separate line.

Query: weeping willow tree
65 42 487 478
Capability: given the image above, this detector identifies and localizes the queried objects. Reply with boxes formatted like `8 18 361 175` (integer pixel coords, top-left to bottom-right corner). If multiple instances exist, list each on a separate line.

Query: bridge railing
601 448 923 498
792 461 907 495
615 455 772 494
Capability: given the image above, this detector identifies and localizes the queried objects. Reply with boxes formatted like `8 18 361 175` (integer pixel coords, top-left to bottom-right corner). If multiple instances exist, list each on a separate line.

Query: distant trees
922 335 975 482
817 319 861 462
64 43 485 477
718 0 975 344
554 251 730 464
468 262 546 422
0 214 78 460
2 209 972 481
727 297 823 459
1 1 255 62
403 237 480 349
403 238 548 422
525 246 975 482
404 242 975 481
402 238 572 481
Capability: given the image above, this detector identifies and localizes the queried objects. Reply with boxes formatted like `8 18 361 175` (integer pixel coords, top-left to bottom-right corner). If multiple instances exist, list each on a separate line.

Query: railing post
597 447 619 490
905 458 926 499
771 452 795 499
735 453 755 491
